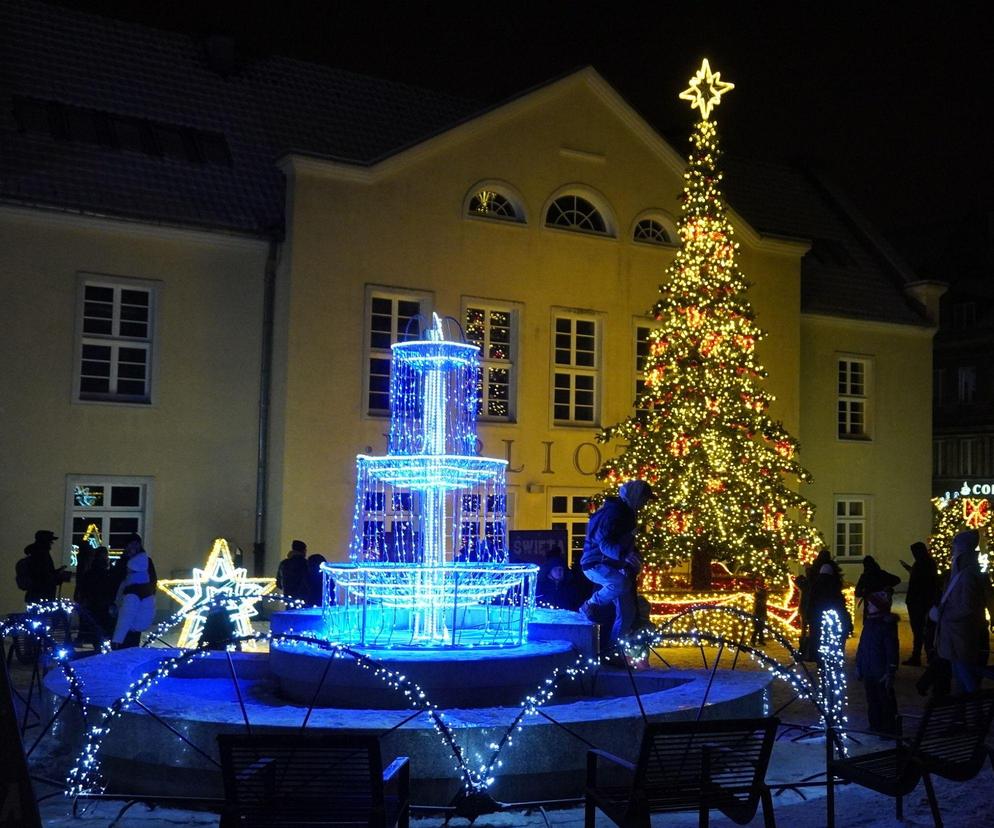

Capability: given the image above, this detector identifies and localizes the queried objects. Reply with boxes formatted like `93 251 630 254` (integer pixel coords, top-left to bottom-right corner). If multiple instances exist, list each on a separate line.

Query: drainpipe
254 234 279 576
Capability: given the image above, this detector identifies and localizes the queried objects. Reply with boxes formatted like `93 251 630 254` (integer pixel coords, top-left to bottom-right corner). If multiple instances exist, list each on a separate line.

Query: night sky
56 1 994 245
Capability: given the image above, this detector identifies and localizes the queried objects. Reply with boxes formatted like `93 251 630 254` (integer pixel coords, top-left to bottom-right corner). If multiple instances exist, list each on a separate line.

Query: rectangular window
65 475 150 567
834 497 867 559
957 366 976 404
464 302 518 421
75 276 156 404
634 323 658 420
364 288 430 415
550 491 594 566
837 357 870 439
552 313 599 425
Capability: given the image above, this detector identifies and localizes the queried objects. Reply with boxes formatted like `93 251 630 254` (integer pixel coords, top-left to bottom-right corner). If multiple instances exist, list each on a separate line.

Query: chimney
904 280 947 326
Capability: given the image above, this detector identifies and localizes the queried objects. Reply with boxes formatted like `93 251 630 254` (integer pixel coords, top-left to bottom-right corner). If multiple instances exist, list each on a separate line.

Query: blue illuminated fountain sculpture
322 314 538 647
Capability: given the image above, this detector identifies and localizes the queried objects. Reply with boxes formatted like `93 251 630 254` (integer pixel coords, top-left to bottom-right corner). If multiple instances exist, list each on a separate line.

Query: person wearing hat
17 529 68 605
933 530 994 694
277 539 310 603
855 587 900 733
579 480 655 652
900 540 939 666
807 558 853 657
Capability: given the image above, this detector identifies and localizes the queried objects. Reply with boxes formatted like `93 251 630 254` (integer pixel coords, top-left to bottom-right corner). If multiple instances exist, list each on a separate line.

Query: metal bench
585 716 779 827
218 732 409 828
827 688 994 827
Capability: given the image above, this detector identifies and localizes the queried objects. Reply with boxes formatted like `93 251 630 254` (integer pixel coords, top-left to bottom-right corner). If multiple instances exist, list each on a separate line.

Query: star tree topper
679 58 734 120
158 538 276 648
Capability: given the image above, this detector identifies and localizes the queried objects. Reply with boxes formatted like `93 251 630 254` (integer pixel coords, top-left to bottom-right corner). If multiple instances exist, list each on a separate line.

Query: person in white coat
934 530 994 694
112 534 157 648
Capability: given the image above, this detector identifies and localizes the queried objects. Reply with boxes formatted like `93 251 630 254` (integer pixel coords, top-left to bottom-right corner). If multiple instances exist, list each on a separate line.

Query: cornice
0 201 269 250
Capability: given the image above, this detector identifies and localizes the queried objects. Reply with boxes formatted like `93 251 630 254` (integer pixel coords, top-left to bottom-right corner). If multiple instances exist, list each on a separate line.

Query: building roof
1 0 927 326
0 0 477 235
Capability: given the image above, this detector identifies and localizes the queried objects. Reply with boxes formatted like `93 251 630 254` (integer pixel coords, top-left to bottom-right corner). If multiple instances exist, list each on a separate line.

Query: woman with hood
579 480 654 650
934 530 994 694
112 534 157 648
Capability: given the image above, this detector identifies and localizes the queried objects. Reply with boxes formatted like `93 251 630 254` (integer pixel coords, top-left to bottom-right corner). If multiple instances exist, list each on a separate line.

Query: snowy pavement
25 599 994 826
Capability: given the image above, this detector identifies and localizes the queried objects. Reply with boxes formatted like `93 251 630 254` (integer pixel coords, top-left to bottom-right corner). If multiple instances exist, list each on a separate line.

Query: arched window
631 211 678 246
464 183 525 223
633 218 672 245
545 195 609 235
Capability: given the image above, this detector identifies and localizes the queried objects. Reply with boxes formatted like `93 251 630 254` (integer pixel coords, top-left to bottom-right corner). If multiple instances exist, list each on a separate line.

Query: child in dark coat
855 587 900 733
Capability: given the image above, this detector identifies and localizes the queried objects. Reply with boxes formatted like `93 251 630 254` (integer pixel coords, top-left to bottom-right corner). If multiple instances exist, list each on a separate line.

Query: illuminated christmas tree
598 60 821 589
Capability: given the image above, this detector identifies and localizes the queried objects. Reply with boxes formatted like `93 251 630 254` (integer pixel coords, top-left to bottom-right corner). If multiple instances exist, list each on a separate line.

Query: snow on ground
27 598 994 826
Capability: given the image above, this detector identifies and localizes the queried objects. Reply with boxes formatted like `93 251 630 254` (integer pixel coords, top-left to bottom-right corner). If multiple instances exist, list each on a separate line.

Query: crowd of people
792 530 994 734
15 532 333 650
15 516 994 732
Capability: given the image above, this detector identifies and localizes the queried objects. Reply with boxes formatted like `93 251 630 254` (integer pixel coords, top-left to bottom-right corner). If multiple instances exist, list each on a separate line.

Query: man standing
277 539 310 603
579 480 654 651
17 530 67 605
901 540 938 666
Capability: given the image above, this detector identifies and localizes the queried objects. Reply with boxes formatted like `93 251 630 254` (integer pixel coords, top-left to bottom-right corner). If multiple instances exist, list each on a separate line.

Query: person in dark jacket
75 546 117 644
854 556 901 619
856 588 900 733
305 553 328 607
900 541 939 666
808 561 853 657
579 480 654 648
18 530 69 604
277 540 310 603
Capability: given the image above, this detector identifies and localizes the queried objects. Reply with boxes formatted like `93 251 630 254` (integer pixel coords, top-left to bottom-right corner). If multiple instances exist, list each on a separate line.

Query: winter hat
619 480 656 512
291 539 308 553
909 541 927 559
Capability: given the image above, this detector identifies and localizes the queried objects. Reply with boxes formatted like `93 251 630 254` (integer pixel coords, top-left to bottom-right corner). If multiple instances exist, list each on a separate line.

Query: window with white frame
550 491 594 566
365 289 429 414
834 497 867 559
553 314 599 424
957 366 976 404
464 303 516 420
66 476 150 567
632 218 672 245
76 276 155 403
634 323 658 420
467 189 522 222
837 357 870 439
545 195 609 235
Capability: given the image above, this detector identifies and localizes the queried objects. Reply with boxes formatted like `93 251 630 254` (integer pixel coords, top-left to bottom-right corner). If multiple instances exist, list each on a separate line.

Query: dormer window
546 195 608 235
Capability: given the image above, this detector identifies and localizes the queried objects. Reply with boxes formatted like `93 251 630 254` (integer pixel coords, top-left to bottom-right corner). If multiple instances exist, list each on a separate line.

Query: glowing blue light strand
58 602 848 799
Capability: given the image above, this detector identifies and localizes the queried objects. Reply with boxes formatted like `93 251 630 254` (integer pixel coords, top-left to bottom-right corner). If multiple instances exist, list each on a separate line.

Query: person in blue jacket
579 480 655 649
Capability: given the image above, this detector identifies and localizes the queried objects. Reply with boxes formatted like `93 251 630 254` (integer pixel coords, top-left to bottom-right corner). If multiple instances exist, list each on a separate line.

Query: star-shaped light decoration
158 538 276 649
679 58 734 120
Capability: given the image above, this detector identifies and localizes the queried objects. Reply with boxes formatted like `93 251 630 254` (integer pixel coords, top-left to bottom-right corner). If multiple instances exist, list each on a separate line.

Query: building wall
800 313 934 581
269 79 805 564
0 206 267 613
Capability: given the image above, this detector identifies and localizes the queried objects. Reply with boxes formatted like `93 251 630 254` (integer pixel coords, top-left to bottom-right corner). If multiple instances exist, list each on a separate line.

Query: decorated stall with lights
931 486 992 571
321 314 538 647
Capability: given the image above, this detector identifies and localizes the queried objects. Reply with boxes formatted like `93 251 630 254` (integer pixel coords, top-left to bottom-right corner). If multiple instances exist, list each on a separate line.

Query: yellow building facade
268 70 933 585
0 3 935 612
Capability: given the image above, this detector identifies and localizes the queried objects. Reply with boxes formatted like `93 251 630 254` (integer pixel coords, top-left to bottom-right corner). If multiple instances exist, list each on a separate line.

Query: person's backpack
15 557 33 592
